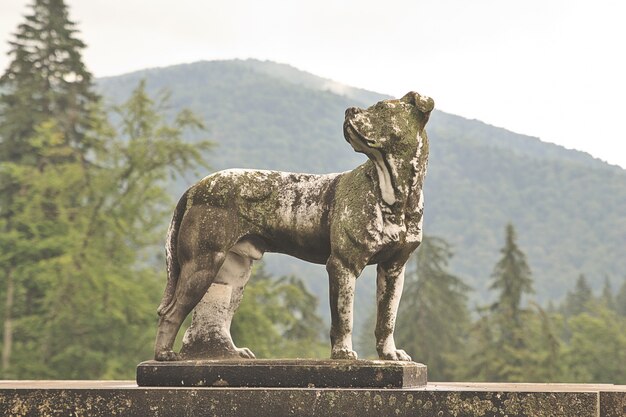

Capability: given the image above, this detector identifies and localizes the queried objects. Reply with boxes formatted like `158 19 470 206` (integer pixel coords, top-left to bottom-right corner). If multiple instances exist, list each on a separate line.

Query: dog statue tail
157 189 189 316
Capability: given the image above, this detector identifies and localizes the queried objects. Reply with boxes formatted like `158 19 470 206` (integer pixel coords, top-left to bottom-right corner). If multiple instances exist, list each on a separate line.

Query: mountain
96 59 626 327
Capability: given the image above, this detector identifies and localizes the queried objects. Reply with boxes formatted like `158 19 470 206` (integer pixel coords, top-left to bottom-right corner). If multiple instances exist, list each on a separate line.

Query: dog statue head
343 92 434 205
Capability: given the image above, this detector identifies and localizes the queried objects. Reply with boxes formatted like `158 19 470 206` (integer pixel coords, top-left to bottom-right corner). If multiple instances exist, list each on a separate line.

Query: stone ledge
136 359 427 388
1 381 625 417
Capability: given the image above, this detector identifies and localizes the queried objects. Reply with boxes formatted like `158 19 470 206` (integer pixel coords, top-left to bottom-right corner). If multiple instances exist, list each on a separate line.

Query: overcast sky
1 0 625 168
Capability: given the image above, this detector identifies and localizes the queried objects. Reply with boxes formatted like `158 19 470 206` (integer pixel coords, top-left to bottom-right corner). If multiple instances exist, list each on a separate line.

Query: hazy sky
1 0 625 168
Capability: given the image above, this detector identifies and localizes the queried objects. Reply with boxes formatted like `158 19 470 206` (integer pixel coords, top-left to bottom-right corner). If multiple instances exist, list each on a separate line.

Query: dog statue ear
402 91 434 114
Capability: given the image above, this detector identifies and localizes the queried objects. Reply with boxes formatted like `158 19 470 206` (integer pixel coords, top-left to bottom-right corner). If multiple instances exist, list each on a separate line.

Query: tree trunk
2 268 14 375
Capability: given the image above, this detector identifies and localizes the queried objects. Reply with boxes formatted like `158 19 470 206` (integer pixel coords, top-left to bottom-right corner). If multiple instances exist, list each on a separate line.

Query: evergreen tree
525 303 562 381
489 223 534 323
617 278 626 317
0 0 98 162
0 120 87 376
463 223 543 382
557 277 626 383
395 236 471 380
1 0 210 378
562 304 626 383
599 276 615 311
461 305 562 383
1 0 102 376
489 224 534 381
462 309 501 381
563 274 593 317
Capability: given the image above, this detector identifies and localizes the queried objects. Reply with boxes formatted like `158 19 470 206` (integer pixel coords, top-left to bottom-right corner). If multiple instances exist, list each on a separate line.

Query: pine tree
489 223 534 323
462 307 505 381
599 276 615 311
395 236 471 380
557 278 626 383
563 304 626 383
0 0 213 377
1 0 101 376
563 274 593 317
466 223 538 382
530 303 562 381
617 278 626 317
490 223 533 380
0 0 98 163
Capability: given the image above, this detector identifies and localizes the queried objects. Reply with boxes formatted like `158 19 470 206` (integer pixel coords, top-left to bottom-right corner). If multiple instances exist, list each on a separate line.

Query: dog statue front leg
326 256 359 360
375 262 412 361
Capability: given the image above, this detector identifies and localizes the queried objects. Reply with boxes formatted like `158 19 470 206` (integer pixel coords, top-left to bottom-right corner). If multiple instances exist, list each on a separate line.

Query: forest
1 0 625 382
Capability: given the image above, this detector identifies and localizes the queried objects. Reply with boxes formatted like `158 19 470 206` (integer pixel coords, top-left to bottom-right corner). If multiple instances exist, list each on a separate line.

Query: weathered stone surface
1 381 625 417
155 92 434 362
136 359 427 388
600 389 626 417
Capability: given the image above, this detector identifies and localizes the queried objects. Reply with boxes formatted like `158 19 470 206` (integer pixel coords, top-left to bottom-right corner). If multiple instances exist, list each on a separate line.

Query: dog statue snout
345 107 361 118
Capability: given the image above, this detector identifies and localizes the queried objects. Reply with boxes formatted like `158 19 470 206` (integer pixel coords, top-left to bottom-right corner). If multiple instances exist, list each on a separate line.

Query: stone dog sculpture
154 91 434 362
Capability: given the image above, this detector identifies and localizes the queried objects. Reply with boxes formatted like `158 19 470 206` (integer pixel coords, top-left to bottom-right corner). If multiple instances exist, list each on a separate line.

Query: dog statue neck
366 149 397 206
366 135 428 209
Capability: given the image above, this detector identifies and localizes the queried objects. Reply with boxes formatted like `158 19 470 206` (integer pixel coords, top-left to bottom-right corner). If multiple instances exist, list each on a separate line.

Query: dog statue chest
375 208 406 244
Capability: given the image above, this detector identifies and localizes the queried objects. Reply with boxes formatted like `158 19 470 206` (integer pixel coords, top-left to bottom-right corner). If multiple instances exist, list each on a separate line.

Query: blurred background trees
0 0 325 379
359 225 626 384
395 236 470 381
0 0 210 375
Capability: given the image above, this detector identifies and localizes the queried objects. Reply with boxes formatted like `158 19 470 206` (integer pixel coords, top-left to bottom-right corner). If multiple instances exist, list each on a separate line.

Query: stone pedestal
1 380 625 416
136 359 427 388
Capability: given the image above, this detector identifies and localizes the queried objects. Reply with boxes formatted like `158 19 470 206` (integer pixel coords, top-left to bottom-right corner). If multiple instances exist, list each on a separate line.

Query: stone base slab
1 381 625 417
136 359 427 388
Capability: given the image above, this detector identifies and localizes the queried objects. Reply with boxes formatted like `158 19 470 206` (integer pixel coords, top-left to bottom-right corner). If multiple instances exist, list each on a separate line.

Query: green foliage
0 56 211 379
560 304 626 383
396 236 471 380
489 224 534 318
357 227 625 384
0 0 98 163
458 242 626 383
463 305 562 382
460 224 560 382
0 0 208 379
487 224 535 379
562 274 594 317
230 263 327 359
1 0 104 378
599 277 615 311
617 278 626 317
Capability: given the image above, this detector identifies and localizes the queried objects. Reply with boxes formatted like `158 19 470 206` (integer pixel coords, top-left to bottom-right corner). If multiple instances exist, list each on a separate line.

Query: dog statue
154 91 434 361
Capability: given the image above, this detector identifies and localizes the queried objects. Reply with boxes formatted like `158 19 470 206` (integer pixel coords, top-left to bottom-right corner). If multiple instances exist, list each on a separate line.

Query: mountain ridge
96 59 626 314
99 58 614 172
